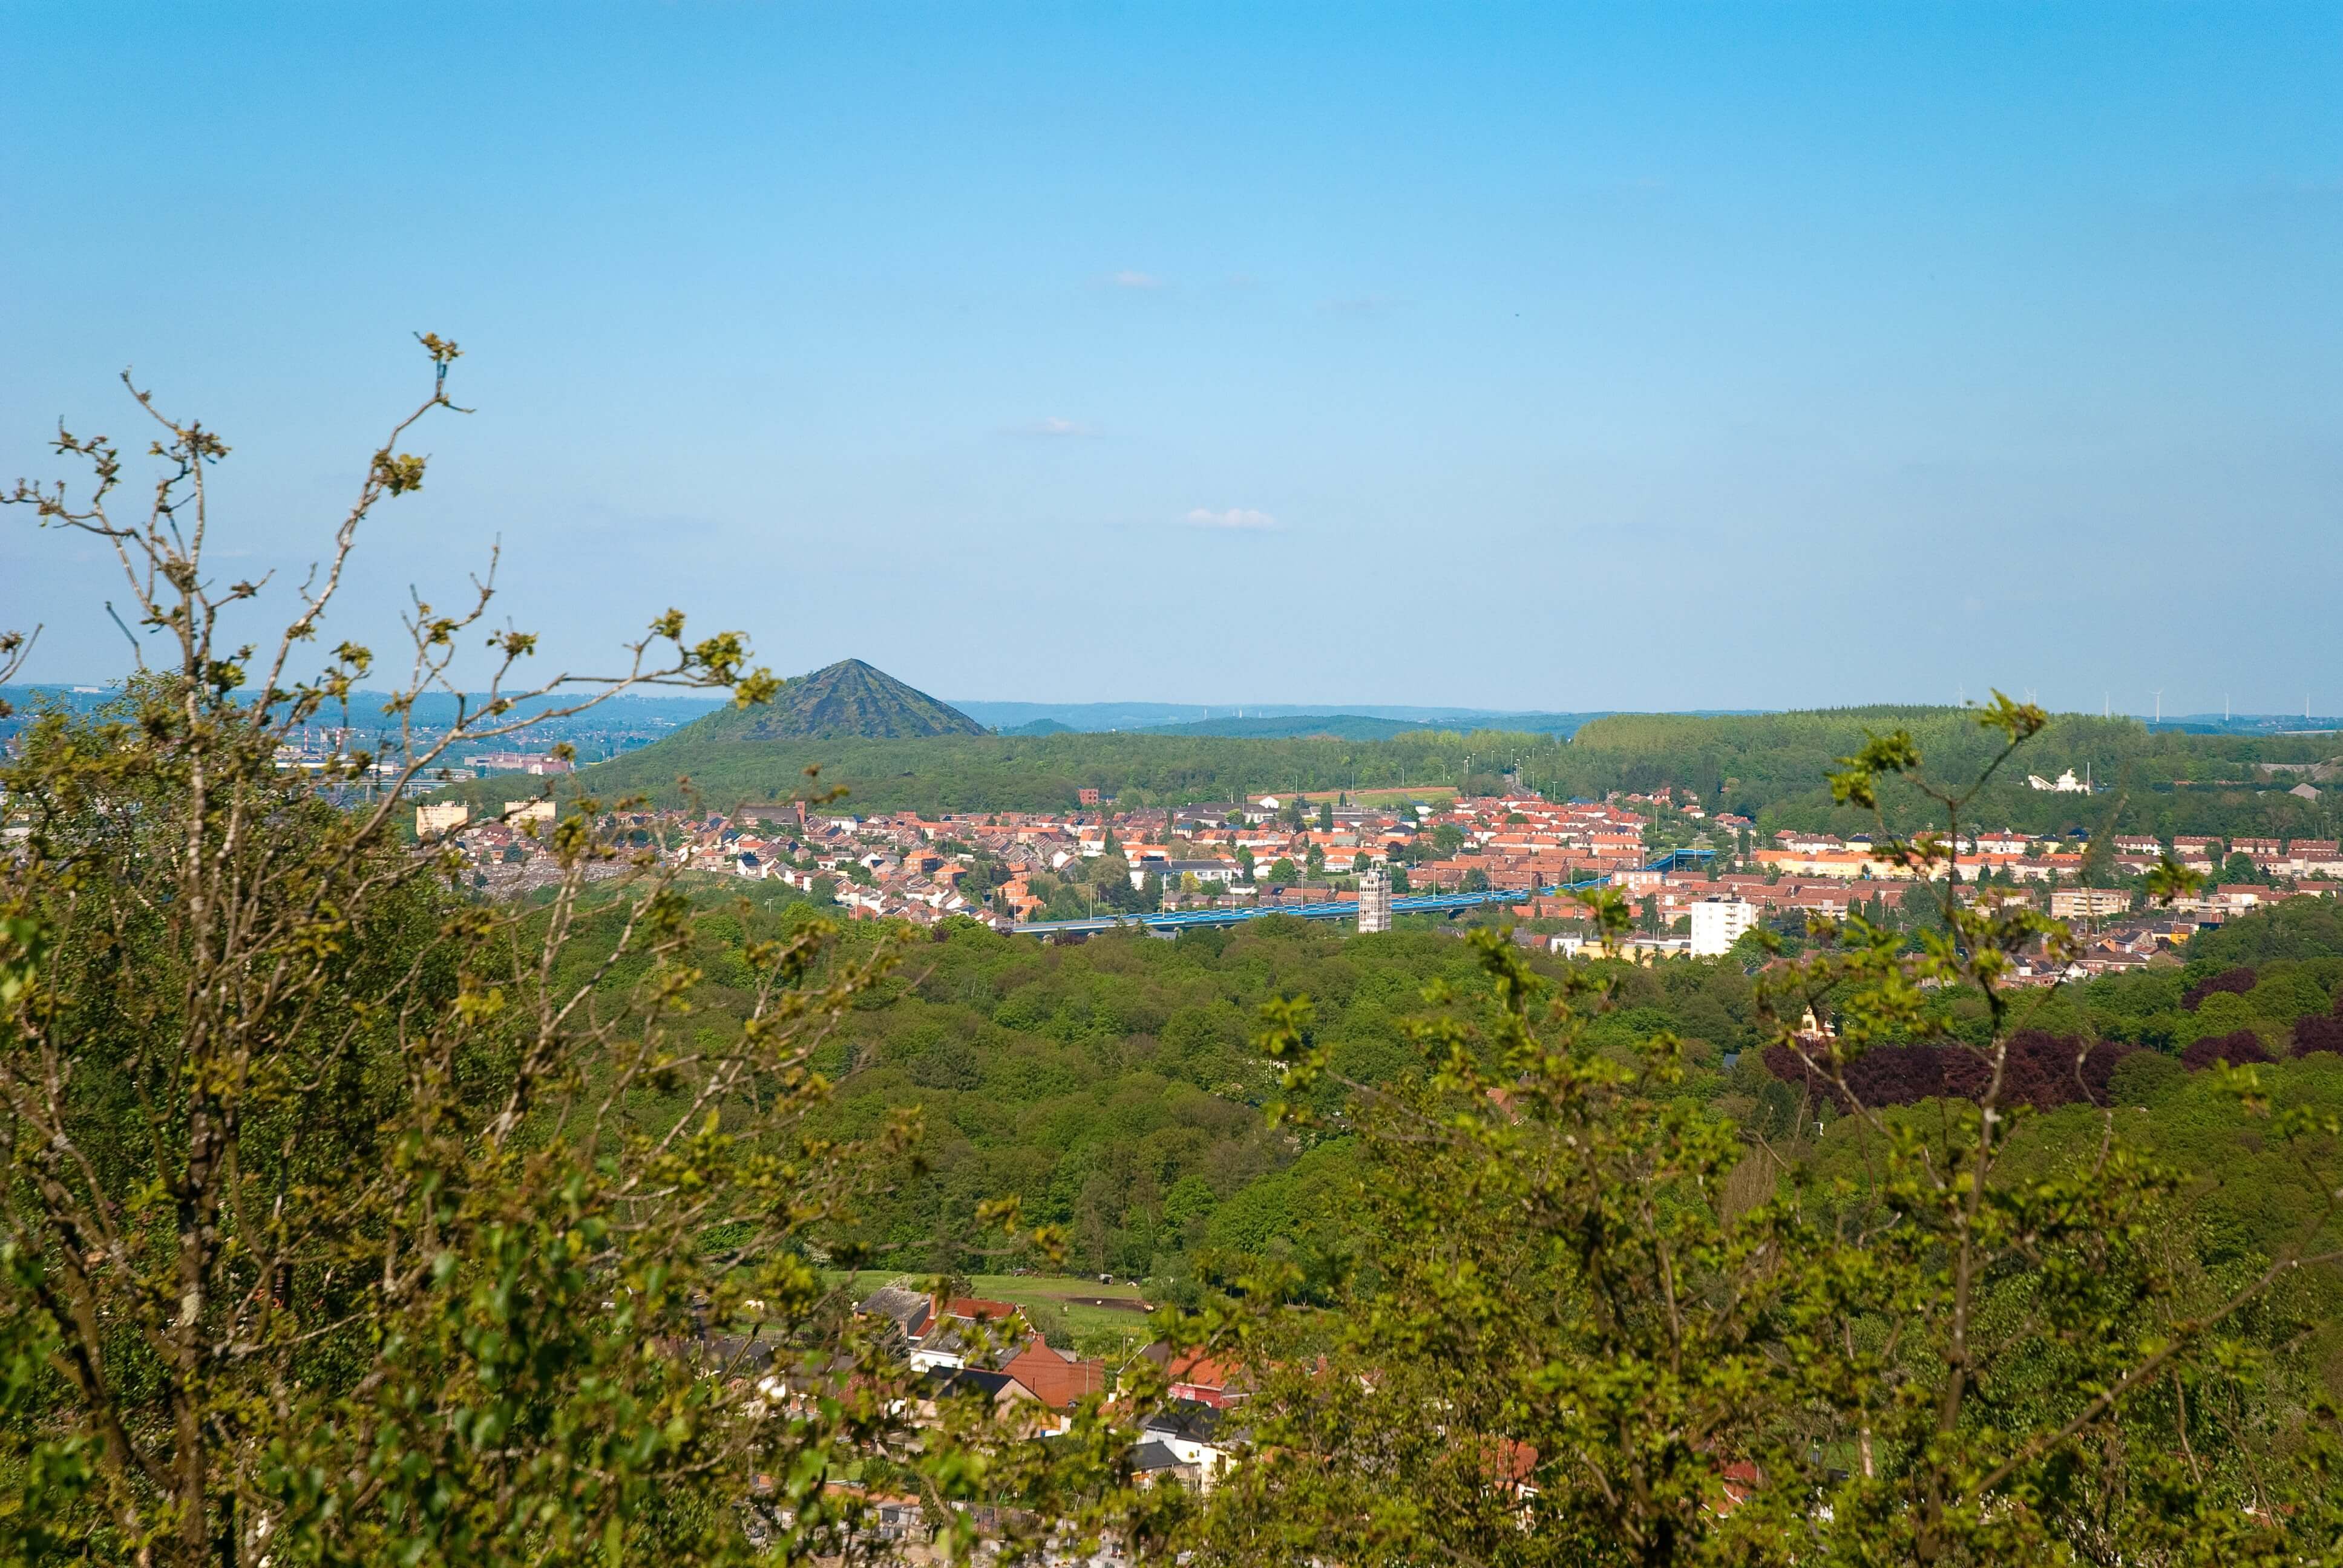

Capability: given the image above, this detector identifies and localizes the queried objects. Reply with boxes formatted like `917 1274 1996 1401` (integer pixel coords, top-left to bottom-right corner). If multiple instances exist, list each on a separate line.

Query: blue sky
3 2 2337 713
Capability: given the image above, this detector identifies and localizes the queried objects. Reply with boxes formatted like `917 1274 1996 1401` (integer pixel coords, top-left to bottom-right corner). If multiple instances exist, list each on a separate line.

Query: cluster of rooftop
411 783 2343 959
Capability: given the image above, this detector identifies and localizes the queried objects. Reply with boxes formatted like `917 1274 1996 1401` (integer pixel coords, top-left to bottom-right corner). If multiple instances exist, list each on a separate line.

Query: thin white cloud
1010 416 1097 438
1185 507 1279 532
1322 293 1395 316
1111 270 1167 289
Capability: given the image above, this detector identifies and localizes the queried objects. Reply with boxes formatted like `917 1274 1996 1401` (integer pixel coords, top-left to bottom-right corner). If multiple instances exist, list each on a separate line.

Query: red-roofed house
1000 1336 1108 1413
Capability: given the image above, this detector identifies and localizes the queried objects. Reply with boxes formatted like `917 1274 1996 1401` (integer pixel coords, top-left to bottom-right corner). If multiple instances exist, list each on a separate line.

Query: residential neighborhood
410 786 2343 988
843 1282 1237 1493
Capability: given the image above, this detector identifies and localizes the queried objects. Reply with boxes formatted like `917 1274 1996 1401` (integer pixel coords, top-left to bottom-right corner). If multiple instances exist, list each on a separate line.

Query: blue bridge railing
1012 848 1713 936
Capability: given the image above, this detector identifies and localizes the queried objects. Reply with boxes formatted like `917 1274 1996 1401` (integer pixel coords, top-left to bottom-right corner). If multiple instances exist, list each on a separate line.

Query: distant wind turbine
2151 689 2163 724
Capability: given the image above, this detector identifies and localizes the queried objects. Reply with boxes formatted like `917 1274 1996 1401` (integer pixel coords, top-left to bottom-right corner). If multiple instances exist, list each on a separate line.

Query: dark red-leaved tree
2183 1029 2273 1071
1764 1031 2134 1112
2182 966 2258 1011
2290 1012 2343 1059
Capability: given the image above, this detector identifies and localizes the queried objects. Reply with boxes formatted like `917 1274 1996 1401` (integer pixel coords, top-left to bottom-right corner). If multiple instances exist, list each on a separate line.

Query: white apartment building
1688 897 1758 958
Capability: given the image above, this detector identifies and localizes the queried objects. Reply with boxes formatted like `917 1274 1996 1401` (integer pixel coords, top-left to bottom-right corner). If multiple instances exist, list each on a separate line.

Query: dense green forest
447 725 1548 815
448 704 2339 843
632 881 2343 1383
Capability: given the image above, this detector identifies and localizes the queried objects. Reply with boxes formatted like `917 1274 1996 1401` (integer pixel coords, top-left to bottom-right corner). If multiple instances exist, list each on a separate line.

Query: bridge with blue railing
1012 846 1715 937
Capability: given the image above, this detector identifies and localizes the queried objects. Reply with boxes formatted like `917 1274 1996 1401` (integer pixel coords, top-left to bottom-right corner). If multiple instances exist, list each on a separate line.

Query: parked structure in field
2027 766 2092 792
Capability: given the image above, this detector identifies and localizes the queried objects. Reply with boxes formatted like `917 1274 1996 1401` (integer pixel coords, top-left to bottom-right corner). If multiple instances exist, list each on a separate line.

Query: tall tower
1357 867 1393 934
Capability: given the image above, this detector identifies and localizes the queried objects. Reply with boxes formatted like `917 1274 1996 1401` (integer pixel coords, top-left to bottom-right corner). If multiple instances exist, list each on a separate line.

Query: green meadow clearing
830 1271 1157 1361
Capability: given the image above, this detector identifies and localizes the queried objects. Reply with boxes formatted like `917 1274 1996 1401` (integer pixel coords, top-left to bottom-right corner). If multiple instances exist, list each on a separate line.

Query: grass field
833 1270 1158 1362
1345 784 1457 806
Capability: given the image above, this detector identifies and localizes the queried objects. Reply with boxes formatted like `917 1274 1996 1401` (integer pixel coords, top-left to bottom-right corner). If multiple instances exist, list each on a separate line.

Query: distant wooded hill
946 698 1597 731
1138 713 1608 742
437 695 2338 842
460 725 1542 815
